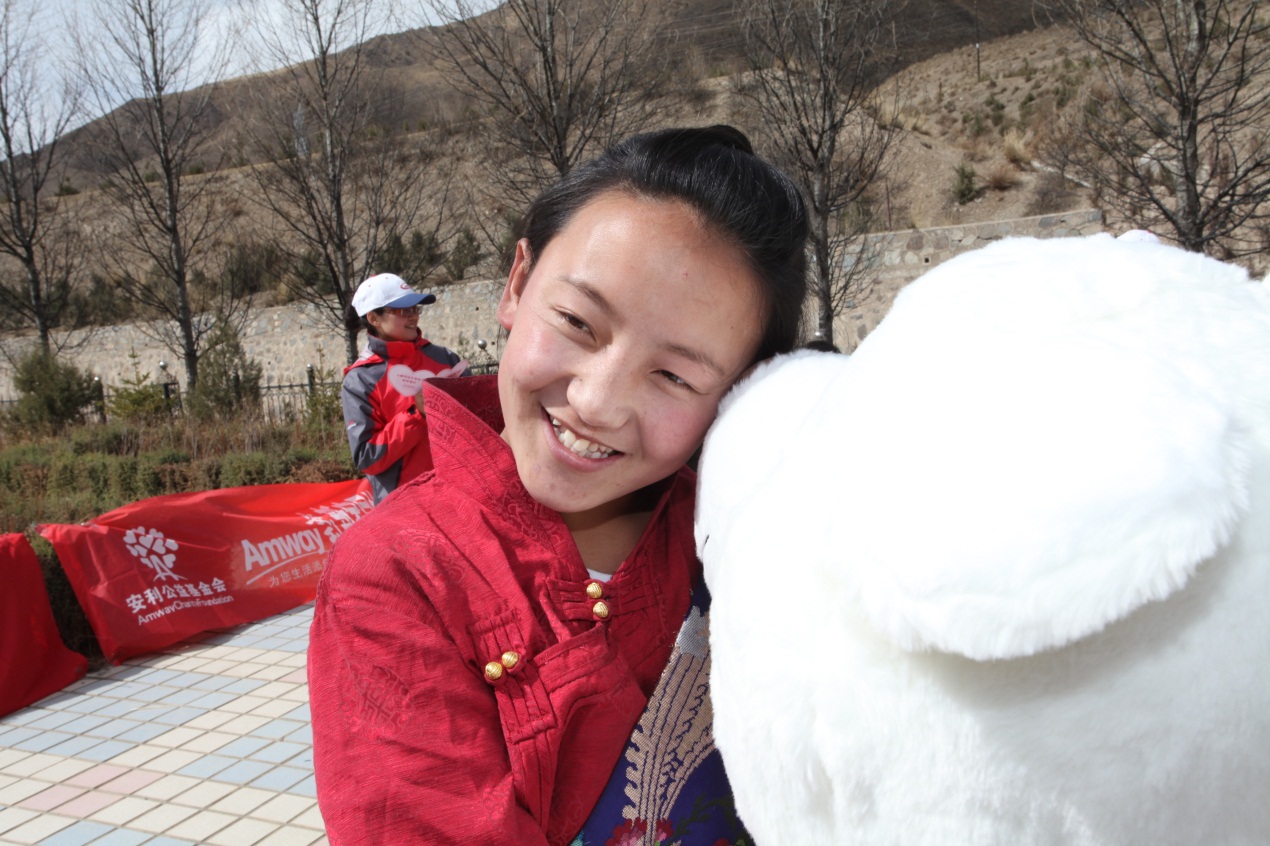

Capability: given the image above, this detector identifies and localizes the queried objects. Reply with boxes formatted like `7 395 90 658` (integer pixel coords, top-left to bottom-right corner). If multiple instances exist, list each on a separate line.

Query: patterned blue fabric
570 581 753 846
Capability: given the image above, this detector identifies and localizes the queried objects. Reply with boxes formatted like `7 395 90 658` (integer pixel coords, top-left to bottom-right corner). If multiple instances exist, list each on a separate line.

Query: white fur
697 235 1270 845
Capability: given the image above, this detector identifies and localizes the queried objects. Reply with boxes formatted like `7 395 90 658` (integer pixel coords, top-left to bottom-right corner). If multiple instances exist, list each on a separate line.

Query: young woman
309 125 808 844
340 273 464 504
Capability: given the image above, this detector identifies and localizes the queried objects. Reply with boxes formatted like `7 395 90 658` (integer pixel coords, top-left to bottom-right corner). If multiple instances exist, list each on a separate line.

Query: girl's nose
567 353 632 431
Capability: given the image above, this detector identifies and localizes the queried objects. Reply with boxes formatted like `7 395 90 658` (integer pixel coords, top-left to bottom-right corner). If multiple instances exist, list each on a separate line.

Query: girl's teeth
550 417 614 458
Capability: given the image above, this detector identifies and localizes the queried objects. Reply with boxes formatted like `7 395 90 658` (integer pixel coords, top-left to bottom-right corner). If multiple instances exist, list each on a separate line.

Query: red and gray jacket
341 334 463 504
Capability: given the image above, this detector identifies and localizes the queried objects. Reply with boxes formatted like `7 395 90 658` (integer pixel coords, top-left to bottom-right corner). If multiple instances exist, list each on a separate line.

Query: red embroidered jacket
309 376 698 845
340 334 462 503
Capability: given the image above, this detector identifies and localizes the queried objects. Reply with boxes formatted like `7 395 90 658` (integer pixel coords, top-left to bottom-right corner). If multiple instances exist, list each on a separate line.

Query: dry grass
1003 128 1032 167
986 161 1022 191
959 134 993 163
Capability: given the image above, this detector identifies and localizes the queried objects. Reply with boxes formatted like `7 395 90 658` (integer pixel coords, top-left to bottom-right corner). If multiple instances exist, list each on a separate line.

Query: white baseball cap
351 273 436 316
1117 229 1160 244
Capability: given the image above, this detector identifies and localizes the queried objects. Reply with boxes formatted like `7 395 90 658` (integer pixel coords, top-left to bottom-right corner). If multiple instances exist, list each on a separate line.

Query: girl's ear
497 239 533 332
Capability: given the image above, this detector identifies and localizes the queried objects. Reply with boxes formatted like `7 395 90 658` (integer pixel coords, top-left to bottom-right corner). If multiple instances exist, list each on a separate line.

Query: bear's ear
839 333 1249 661
698 235 1258 662
844 237 1255 660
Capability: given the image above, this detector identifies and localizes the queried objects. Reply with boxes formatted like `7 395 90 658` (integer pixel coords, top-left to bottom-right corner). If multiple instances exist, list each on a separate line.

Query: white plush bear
695 234 1270 846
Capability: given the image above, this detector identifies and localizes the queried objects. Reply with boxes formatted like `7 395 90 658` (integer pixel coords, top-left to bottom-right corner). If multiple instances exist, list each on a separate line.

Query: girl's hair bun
675 124 756 156
708 124 755 155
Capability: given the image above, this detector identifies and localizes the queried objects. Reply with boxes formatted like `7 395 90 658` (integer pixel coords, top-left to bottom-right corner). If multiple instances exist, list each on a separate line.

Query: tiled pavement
0 604 327 845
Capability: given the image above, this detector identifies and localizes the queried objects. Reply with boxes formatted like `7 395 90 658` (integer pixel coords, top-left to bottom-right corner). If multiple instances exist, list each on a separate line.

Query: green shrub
307 382 341 429
109 352 175 425
285 454 356 483
305 361 343 434
292 249 336 297
28 534 104 667
69 423 139 457
76 454 114 501
952 163 982 205
0 444 49 501
108 380 172 423
1019 92 1038 125
445 228 482 281
0 492 27 532
218 452 280 487
54 489 107 524
66 273 135 327
221 240 284 298
496 210 523 269
109 455 141 503
189 456 222 490
124 450 191 498
286 447 317 466
378 228 443 279
47 453 80 496
9 349 97 433
187 322 263 419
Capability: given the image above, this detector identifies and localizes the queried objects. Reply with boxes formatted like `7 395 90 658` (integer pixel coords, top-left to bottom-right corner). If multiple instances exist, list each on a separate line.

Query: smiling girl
308 125 808 844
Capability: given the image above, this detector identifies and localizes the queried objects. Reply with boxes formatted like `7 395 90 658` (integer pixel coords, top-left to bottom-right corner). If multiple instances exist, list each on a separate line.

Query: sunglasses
382 305 421 317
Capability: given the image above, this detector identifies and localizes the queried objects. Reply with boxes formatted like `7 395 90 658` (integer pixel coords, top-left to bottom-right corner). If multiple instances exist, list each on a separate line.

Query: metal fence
0 362 500 424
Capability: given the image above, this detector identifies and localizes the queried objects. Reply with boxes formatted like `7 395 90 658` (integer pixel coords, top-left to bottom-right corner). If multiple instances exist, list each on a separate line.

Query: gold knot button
500 651 520 670
585 582 604 600
592 600 610 620
484 661 505 682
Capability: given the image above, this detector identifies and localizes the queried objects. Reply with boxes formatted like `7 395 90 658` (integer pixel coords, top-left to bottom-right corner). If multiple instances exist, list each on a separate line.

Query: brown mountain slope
55 1 1055 189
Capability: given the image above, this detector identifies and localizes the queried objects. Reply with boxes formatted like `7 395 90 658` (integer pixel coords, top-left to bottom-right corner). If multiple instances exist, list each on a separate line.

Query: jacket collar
345 333 431 374
421 376 688 571
367 333 428 361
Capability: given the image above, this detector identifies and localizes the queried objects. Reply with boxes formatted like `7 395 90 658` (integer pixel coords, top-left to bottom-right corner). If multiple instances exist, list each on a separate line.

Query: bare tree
0 0 83 354
425 0 659 205
1042 0 1270 256
738 0 905 348
247 0 447 364
76 0 233 390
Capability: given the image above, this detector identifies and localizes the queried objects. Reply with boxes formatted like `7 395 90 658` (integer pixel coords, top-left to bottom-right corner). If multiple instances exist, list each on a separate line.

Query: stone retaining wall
832 209 1105 350
0 280 507 396
0 210 1105 394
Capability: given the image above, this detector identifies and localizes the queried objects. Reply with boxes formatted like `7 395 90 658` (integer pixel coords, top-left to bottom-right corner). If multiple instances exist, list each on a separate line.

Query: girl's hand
413 391 427 416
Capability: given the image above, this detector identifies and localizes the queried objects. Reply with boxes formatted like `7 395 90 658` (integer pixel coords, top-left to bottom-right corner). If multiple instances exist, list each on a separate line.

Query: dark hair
344 303 381 339
516 125 808 361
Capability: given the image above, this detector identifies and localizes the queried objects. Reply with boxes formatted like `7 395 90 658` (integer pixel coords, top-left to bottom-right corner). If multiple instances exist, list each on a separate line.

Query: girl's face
367 306 420 343
497 190 764 522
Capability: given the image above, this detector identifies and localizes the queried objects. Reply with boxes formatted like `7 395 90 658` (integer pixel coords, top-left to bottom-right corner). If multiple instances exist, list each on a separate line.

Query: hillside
3 4 1149 393
23 0 1143 338
53 1 1058 190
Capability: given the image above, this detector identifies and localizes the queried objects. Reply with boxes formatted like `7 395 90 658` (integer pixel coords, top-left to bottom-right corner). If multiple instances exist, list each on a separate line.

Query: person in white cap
341 272 466 504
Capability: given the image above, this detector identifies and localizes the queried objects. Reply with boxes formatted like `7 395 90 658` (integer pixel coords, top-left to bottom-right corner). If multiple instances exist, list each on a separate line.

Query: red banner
0 533 88 717
39 479 372 663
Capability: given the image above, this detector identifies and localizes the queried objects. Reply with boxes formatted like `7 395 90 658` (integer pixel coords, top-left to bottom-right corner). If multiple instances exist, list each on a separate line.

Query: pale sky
33 0 452 126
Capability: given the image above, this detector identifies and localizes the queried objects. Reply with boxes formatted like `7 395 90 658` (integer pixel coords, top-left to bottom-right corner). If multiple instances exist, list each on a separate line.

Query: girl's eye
559 312 591 334
659 370 691 389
